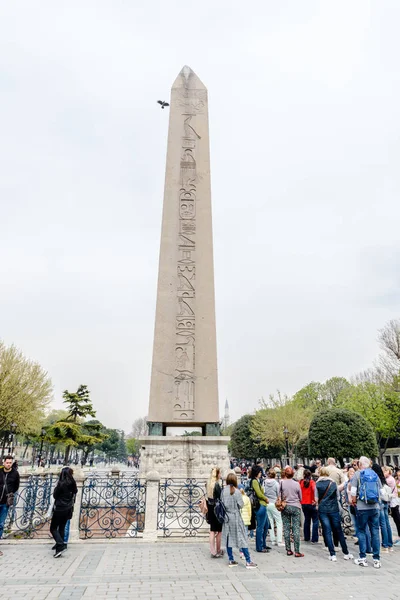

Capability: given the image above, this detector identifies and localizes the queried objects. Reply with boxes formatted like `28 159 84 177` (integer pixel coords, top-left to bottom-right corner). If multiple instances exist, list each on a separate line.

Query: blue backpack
359 468 380 504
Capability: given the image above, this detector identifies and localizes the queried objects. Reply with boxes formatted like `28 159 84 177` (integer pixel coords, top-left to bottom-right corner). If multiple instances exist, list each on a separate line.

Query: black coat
0 467 20 505
53 479 78 513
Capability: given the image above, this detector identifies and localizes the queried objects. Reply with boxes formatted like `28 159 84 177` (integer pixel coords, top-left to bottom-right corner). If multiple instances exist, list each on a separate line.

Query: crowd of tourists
204 456 400 569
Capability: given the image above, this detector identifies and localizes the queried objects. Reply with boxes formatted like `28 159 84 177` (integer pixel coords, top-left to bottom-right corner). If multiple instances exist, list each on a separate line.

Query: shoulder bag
275 482 287 512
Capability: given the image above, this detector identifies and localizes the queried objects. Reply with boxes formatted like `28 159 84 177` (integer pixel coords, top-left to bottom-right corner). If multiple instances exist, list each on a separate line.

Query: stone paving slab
0 538 398 599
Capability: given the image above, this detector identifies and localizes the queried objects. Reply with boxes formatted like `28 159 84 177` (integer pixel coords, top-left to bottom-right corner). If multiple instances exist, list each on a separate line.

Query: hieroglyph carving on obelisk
148 66 219 430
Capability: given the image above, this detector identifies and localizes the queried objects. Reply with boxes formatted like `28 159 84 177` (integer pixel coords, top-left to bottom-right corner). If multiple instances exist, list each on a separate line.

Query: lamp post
283 427 290 466
8 423 17 455
37 428 46 467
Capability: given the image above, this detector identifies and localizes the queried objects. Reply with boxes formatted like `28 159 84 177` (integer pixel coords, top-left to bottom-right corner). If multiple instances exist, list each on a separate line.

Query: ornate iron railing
158 478 208 537
4 474 55 539
79 474 146 538
340 490 354 535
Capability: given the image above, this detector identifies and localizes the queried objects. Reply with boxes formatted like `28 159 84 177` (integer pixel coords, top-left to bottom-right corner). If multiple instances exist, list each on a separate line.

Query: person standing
0 455 20 556
383 466 399 544
221 473 257 568
280 466 304 557
50 467 77 558
206 467 223 558
264 469 284 547
326 458 346 487
351 456 382 569
316 467 353 562
250 465 270 553
372 462 393 554
300 469 319 544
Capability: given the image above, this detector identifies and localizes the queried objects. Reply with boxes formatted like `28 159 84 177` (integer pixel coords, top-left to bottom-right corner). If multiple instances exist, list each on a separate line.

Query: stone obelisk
140 66 229 478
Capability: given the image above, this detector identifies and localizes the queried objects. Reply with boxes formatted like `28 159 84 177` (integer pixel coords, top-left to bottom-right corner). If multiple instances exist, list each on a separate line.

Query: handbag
6 492 14 508
275 483 287 512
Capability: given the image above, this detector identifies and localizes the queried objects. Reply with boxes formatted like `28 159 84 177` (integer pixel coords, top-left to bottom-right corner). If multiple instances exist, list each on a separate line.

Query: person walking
264 469 284 547
250 465 270 554
300 469 319 544
351 456 382 569
50 467 77 558
316 467 353 562
221 473 257 569
280 466 304 557
0 455 20 557
206 467 223 558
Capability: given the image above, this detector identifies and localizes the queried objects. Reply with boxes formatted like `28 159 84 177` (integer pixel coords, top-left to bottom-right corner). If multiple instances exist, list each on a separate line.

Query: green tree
78 420 108 465
251 395 312 461
118 430 127 461
293 377 351 412
95 428 120 461
308 408 378 465
230 415 266 460
126 437 139 456
295 436 310 460
336 382 400 462
47 385 102 464
0 340 53 439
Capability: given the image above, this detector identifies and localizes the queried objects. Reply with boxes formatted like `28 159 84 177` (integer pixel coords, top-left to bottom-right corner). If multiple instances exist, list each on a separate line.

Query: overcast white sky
1 1 399 433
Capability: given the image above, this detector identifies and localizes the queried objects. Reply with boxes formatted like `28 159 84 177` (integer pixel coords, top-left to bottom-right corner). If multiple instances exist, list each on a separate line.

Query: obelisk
140 66 229 478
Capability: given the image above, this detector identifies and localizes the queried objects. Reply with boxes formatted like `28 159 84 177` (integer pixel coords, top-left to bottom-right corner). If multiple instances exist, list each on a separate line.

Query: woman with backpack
221 473 257 568
206 467 223 558
316 467 353 562
50 467 77 558
250 465 270 553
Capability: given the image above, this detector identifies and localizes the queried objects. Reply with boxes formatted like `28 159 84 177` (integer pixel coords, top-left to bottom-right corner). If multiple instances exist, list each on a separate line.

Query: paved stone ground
0 537 399 600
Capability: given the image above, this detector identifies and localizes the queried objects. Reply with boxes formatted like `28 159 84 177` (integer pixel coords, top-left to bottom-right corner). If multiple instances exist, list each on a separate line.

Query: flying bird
157 100 170 109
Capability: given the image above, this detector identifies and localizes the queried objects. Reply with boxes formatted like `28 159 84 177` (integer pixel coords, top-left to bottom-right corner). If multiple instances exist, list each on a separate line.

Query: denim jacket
316 478 340 514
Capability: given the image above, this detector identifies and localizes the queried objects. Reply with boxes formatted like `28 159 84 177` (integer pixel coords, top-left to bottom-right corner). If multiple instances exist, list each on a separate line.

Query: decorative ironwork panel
158 478 208 537
340 490 354 535
4 474 55 539
79 475 146 539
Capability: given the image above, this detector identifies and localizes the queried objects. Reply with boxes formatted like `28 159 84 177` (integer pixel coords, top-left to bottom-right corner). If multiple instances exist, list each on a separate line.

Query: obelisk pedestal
139 66 229 479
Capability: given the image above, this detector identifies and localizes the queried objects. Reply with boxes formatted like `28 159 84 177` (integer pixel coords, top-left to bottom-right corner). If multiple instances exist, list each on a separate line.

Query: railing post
142 470 159 541
69 468 85 541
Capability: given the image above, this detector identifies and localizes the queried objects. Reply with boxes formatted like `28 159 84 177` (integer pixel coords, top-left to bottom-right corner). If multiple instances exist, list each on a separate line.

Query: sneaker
373 560 381 569
394 539 400 546
354 558 368 567
228 560 238 567
382 548 389 554
277 542 285 547
389 547 394 553
343 554 354 560
246 562 258 569
329 555 337 562
54 549 66 558
52 544 56 550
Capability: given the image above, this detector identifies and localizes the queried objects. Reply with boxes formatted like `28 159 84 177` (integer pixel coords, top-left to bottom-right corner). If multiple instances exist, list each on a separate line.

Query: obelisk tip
171 66 206 90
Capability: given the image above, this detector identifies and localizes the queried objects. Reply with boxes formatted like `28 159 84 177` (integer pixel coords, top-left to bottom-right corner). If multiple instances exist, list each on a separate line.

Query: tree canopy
308 408 378 463
0 340 53 435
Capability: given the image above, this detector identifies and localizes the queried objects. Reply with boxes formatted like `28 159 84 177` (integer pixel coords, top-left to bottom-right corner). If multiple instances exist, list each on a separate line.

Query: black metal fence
79 474 146 538
4 474 55 539
157 478 207 537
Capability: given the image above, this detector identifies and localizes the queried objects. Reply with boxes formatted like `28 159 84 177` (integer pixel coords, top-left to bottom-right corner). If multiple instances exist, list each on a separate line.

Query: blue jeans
356 509 380 560
302 504 319 542
319 511 349 556
379 502 393 548
227 544 251 563
0 504 9 539
255 505 269 552
64 519 70 543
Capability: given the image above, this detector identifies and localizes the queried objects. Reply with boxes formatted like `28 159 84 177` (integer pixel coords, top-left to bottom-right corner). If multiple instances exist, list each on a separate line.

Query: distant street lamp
283 427 290 466
37 428 46 467
8 423 17 454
